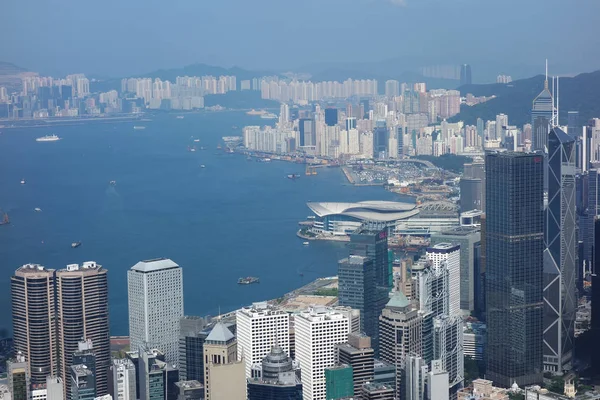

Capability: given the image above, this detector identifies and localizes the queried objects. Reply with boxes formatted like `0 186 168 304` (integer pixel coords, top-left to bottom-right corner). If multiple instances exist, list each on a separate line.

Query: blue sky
2 0 599 79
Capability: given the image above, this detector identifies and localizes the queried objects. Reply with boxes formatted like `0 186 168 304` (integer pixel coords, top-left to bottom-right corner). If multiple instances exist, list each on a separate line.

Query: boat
200 165 206 168
194 139 200 143
36 134 60 142
176 116 185 119
303 242 310 246
34 208 42 212
71 241 82 248
238 277 260 285
133 126 146 130
260 113 278 120
0 211 9 225
299 273 304 277
287 174 301 180
20 179 25 185
109 180 116 186
200 146 206 150
217 145 222 150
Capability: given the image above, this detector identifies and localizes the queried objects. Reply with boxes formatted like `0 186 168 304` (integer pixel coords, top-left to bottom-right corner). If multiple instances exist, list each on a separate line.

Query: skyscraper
11 264 58 385
460 64 472 86
179 316 209 383
567 111 580 139
246 344 302 400
110 359 136 400
7 353 29 400
543 127 577 373
71 365 96 400
128 258 184 365
485 152 544 387
203 322 245 400
336 333 375 397
295 307 351 400
426 244 460 317
325 107 338 127
338 256 376 335
56 262 110 397
531 72 553 152
139 348 180 400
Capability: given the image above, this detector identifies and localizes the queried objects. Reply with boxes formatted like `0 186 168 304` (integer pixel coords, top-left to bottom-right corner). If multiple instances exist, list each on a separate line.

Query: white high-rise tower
127 258 183 365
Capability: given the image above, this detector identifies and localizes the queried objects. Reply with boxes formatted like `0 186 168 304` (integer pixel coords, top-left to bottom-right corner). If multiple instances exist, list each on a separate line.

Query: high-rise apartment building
236 302 290 378
110 359 136 400
295 307 351 400
56 262 109 397
128 258 184 365
336 333 375 397
485 152 544 387
543 127 577 373
460 64 472 86
11 264 58 385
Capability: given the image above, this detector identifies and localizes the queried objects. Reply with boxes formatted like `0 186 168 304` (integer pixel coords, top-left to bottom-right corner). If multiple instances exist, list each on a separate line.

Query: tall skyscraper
70 364 96 400
543 127 577 373
7 353 29 400
11 264 58 385
128 258 184 365
426 244 460 317
385 80 400 97
485 152 544 387
338 256 376 335
405 356 427 400
139 348 180 400
325 107 338 127
179 316 209 383
591 219 600 372
110 359 136 400
203 322 245 400
531 72 553 152
567 111 580 139
460 64 472 86
56 262 109 397
336 333 374 397
295 307 351 400
246 344 302 400
373 121 389 158
236 302 290 378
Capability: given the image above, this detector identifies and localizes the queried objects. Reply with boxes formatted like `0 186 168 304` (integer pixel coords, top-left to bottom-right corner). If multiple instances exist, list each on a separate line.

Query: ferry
36 134 60 142
238 276 259 285
260 113 278 120
71 241 82 248
34 208 42 212
287 174 301 180
200 165 206 168
20 179 25 185
176 115 185 119
109 180 116 186
303 242 310 246
133 126 146 130
194 139 200 143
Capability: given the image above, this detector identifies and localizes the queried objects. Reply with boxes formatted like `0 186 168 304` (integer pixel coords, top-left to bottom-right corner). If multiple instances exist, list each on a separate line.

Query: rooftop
58 261 104 274
174 381 204 390
15 263 55 276
131 258 179 273
307 200 418 222
386 291 410 309
205 321 235 343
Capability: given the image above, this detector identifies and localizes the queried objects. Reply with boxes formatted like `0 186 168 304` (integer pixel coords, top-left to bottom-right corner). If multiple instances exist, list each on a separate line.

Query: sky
2 0 600 80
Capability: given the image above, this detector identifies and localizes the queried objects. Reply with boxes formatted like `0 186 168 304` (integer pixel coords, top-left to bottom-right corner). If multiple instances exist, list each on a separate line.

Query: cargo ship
238 276 259 285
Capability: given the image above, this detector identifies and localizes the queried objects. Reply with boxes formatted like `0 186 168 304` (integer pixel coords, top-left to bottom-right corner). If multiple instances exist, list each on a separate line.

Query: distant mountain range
451 70 600 126
0 61 30 92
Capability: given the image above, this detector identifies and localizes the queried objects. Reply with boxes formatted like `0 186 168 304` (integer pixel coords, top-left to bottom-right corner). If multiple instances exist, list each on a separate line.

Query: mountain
141 63 276 82
0 61 30 92
451 70 600 126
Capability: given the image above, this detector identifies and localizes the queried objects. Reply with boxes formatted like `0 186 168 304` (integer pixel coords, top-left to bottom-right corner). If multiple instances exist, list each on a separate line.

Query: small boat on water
36 134 61 142
20 179 25 185
287 174 301 180
0 212 9 225
133 126 146 130
34 208 42 212
200 165 206 168
109 180 116 186
71 241 82 248
303 242 310 246
238 276 259 285
199 146 206 150
176 115 185 119
194 139 200 143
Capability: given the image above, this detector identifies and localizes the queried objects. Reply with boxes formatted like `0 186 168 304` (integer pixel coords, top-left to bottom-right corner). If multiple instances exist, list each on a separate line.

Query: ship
287 174 301 180
194 139 200 142
0 211 9 226
36 134 61 142
303 242 310 246
176 115 185 119
109 180 116 186
20 179 26 185
238 276 260 285
200 164 206 168
34 208 42 212
260 113 278 119
133 126 146 130
71 241 82 248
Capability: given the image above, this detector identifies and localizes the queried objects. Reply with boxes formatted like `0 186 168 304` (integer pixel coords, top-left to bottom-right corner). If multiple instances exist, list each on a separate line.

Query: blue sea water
0 111 402 335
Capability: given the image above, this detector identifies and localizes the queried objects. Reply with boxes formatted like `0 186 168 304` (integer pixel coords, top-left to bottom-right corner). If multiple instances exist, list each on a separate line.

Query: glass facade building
324 365 354 400
485 152 544 388
338 256 376 336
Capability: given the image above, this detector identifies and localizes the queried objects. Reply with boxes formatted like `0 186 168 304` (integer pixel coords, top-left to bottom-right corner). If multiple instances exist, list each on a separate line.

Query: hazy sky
2 0 599 79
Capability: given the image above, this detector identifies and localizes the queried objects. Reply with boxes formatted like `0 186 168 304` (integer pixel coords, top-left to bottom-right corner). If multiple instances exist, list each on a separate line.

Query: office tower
531 72 553 152
476 118 484 146
246 344 302 400
138 348 179 400
592 219 600 372
463 322 486 362
46 377 64 400
71 365 96 400
373 120 389 158
56 262 109 397
7 354 29 400
463 157 486 212
385 80 400 97
379 292 422 399
236 302 290 378
361 383 394 400
203 322 245 400
459 178 482 212
278 103 289 125
460 64 472 86
71 340 97 400
110 359 136 400
346 117 357 131
336 333 375 396
126 350 165 400
432 316 463 396
397 126 404 156
568 111 580 139
174 381 204 400
485 152 544 387
179 317 209 382
428 360 449 400
543 127 577 373
431 228 481 312
299 118 316 147
295 307 351 400
11 264 58 385
325 107 338 127
338 256 376 334
128 258 184 365
324 365 353 399
405 356 427 400
426 244 460 316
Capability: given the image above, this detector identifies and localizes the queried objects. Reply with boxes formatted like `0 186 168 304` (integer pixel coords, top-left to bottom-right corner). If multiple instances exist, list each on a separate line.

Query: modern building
110 359 136 400
431 227 481 312
543 127 577 373
592 219 600 373
46 377 64 400
324 364 353 400
426 243 461 317
485 152 544 387
338 256 378 337
433 315 464 396
71 340 97 400
460 178 482 212
174 381 204 400
178 316 209 383
463 322 486 362
379 291 422 399
531 73 553 152
405 355 427 400
361 382 395 400
71 365 96 400
203 322 245 400
336 333 375 397
294 307 351 400
246 344 302 400
373 360 396 390
460 64 472 86
56 262 109 397
236 302 290 378
325 107 338 127
11 264 58 385
128 258 184 365
7 353 29 400
139 348 179 400
428 360 449 400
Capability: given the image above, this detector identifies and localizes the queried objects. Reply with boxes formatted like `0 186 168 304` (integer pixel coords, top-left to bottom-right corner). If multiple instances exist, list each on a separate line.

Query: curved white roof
307 201 419 223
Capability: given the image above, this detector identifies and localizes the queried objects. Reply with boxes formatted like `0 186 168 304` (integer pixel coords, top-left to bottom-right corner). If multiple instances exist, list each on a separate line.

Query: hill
451 70 600 126
141 63 276 82
0 61 31 92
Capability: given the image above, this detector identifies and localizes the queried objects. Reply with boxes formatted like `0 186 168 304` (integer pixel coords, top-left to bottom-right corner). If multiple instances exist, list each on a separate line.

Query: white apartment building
111 359 136 400
128 258 183 365
236 302 290 378
294 307 351 400
426 243 461 317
